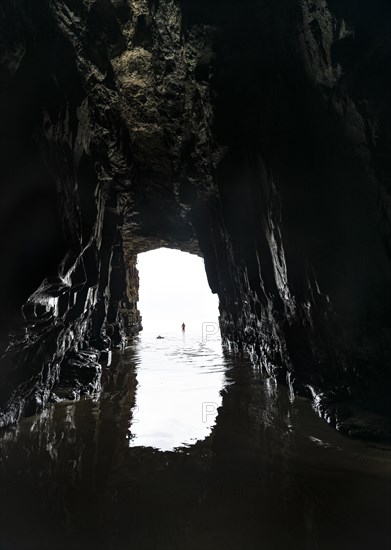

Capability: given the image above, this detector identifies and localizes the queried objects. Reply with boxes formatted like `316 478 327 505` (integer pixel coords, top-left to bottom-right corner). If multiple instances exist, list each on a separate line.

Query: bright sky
137 248 220 335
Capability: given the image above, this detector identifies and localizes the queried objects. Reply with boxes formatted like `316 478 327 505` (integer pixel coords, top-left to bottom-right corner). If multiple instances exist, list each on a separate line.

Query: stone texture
0 0 391 438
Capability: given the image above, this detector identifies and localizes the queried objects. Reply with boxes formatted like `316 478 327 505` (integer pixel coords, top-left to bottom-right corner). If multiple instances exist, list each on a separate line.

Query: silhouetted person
181 322 185 332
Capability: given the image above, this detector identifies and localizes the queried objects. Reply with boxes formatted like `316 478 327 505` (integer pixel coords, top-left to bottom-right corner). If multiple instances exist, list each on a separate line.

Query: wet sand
0 332 390 550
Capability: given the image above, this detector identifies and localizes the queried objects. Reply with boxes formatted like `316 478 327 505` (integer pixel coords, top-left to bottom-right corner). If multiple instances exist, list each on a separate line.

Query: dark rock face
0 0 391 438
0 0 142 426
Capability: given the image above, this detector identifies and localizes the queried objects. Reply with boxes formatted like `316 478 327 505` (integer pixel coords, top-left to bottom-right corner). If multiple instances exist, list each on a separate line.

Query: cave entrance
137 247 220 337
130 248 223 450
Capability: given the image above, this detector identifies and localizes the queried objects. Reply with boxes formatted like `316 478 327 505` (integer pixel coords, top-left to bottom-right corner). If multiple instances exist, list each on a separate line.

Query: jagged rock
52 348 102 402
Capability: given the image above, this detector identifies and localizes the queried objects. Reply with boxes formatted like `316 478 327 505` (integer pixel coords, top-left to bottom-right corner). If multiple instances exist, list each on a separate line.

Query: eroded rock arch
1 0 391 438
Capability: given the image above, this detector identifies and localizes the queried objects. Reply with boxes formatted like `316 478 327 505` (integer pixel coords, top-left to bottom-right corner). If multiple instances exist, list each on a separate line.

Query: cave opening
129 247 224 450
137 247 220 338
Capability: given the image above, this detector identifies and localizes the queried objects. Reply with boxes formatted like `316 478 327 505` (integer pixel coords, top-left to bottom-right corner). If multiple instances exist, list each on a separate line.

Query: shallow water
0 331 390 550
129 331 225 450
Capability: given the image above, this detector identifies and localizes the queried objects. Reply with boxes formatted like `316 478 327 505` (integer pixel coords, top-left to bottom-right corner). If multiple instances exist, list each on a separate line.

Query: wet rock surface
51 348 102 401
0 0 391 436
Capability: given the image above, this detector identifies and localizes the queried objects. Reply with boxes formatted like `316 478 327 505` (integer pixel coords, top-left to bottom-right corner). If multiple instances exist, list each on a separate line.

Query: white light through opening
137 247 220 336
128 247 224 451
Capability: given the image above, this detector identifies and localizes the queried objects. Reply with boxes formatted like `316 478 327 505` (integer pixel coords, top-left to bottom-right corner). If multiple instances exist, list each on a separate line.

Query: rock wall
0 0 142 426
0 0 391 437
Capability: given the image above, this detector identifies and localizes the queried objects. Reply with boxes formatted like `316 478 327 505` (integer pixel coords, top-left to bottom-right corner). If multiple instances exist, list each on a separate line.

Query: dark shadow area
0 344 390 550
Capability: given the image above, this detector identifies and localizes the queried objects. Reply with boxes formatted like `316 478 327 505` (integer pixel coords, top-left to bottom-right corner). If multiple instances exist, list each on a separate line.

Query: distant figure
181 322 186 332
157 335 164 339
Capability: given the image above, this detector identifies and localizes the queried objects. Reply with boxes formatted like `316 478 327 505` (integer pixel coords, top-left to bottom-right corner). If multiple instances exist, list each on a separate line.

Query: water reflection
129 332 226 450
0 336 390 550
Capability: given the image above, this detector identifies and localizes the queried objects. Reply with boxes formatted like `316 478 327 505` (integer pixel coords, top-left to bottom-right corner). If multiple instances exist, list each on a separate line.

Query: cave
1 0 391 437
0 1 391 547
